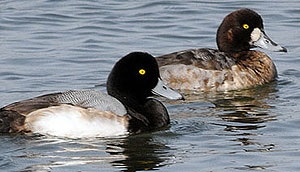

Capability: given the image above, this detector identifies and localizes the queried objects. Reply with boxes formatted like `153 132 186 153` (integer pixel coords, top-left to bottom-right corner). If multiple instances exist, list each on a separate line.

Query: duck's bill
151 78 184 100
250 28 287 52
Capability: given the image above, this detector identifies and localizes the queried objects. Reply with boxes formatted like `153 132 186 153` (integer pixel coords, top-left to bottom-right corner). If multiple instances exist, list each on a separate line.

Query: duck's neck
127 98 170 133
108 89 144 110
108 88 169 132
216 32 251 53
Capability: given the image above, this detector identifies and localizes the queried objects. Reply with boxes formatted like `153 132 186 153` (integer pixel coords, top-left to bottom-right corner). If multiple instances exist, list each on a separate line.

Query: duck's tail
0 110 26 133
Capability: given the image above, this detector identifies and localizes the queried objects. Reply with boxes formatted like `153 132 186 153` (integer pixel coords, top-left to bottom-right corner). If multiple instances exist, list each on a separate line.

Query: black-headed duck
0 52 183 138
156 8 287 92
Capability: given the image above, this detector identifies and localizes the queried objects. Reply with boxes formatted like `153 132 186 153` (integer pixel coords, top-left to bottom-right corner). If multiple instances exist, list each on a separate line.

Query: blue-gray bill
151 78 184 100
250 28 287 52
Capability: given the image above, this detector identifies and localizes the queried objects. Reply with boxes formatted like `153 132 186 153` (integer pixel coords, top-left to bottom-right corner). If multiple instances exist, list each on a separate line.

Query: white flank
25 104 129 138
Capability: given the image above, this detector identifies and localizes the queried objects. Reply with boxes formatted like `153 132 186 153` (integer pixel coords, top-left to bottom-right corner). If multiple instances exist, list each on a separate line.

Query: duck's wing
2 90 127 116
2 93 61 115
54 90 127 115
156 48 236 70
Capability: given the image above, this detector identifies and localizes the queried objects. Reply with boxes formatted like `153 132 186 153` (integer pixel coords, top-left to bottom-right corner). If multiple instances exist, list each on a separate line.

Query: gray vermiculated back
55 90 127 116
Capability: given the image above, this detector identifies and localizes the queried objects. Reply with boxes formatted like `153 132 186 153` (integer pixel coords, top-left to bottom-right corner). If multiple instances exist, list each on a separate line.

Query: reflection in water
208 83 278 170
10 133 173 172
231 137 275 152
107 133 173 171
173 82 280 171
199 82 278 132
178 84 278 132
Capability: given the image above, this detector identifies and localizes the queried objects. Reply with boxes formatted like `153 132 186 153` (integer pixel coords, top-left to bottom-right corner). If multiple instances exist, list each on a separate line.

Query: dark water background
1 0 300 171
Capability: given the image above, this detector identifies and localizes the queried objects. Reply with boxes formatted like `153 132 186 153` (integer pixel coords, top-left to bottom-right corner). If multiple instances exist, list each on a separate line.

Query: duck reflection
12 133 173 172
182 82 278 132
211 83 278 131
106 133 173 171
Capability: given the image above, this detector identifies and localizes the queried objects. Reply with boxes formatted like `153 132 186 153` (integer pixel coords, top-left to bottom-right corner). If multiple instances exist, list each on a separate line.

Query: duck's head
107 52 183 105
216 8 287 53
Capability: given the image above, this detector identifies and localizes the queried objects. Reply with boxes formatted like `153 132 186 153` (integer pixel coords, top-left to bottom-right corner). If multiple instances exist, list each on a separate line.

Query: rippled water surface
1 0 300 171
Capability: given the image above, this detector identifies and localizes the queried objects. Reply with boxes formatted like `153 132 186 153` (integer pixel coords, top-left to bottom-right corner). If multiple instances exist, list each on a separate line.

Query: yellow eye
243 24 249 29
139 69 146 75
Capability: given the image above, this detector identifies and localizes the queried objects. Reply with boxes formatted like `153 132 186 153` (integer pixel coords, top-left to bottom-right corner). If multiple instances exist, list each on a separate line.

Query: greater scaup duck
0 52 183 138
156 8 287 92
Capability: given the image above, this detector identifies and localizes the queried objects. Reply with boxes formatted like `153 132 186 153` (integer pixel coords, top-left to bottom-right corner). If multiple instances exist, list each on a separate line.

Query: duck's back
3 90 127 116
54 90 127 115
157 48 238 70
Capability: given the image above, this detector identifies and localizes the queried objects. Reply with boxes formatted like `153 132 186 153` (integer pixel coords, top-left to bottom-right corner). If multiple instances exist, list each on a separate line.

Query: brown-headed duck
156 8 287 92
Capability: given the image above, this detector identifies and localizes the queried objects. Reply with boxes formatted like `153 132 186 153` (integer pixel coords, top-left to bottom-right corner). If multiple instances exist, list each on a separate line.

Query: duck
156 8 287 92
0 52 183 138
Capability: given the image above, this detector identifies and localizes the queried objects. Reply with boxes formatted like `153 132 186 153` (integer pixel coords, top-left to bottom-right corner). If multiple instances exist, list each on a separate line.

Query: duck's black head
107 52 182 107
216 8 287 53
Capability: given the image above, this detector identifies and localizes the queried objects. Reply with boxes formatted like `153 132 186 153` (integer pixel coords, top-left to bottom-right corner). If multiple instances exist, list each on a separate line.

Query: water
0 0 299 171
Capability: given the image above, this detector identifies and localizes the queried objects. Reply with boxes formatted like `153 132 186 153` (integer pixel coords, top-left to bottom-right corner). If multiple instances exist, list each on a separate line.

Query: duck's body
0 52 183 138
157 48 276 91
157 8 286 92
0 90 129 137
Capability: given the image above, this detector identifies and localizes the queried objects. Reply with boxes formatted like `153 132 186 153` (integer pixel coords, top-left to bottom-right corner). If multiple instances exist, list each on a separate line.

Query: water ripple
0 0 300 171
